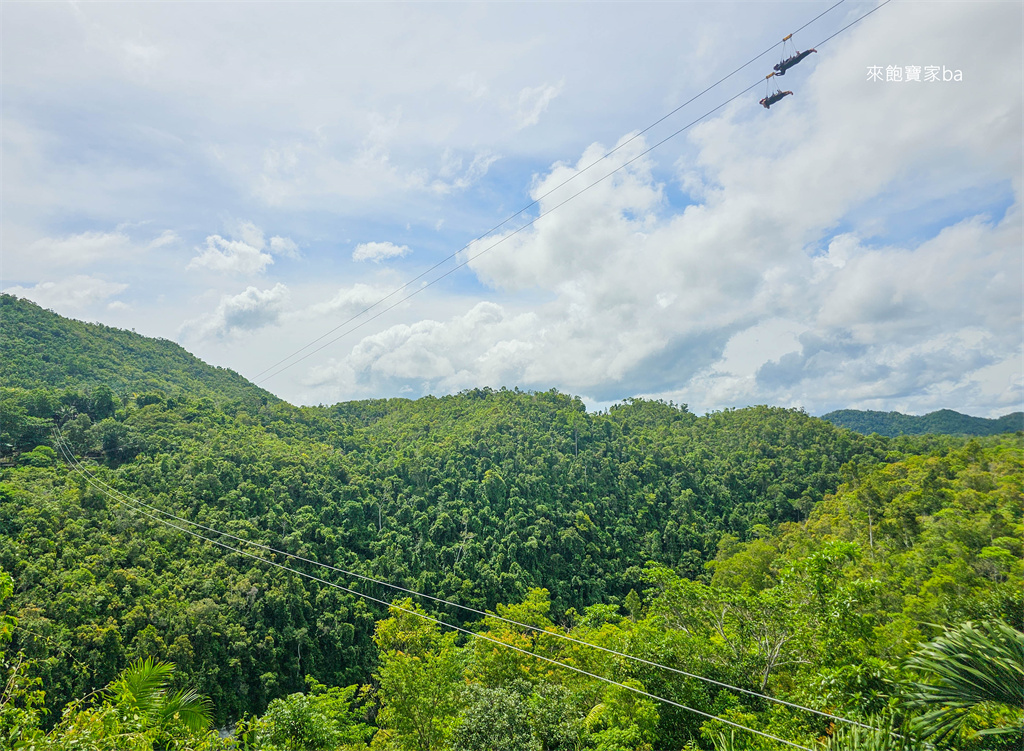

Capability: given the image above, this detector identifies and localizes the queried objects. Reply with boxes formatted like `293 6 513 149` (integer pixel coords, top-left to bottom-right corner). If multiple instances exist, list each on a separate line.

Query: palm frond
712 729 739 751
110 657 174 716
903 620 1024 742
822 714 922 751
160 687 214 733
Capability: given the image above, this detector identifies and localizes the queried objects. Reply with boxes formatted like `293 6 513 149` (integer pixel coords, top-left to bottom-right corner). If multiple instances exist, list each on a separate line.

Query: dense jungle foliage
0 295 276 406
0 297 1021 750
820 409 1022 438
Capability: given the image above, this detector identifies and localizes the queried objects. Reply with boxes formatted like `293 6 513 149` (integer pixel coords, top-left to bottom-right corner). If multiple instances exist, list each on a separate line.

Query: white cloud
431 150 501 194
185 221 296 274
3 226 175 298
465 132 664 292
4 275 128 311
303 283 396 318
231 220 266 251
254 132 431 209
254 134 498 208
180 283 290 340
270 236 300 258
457 72 489 100
149 229 179 249
122 39 163 70
187 235 273 274
352 241 411 263
305 301 539 397
515 81 563 129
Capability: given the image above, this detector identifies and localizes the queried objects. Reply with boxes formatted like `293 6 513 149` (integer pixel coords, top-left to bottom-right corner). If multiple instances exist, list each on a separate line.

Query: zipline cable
53 425 879 733
54 436 816 751
253 0 854 383
256 76 759 384
256 0 894 385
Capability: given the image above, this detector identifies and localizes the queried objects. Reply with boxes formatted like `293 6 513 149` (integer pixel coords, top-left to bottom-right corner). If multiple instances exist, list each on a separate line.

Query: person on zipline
774 48 817 75
759 89 793 109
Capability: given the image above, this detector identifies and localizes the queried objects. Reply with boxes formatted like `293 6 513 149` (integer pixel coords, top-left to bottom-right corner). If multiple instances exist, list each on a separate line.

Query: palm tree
42 657 219 750
820 715 923 751
903 620 1024 744
109 657 214 738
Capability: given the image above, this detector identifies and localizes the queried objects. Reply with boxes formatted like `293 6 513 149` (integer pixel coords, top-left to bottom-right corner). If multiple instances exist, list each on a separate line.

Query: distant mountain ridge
0 294 276 405
4 293 1020 435
820 407 1023 437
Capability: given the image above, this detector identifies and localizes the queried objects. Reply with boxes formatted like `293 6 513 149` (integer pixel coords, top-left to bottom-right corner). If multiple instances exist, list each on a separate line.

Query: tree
43 657 224 750
240 678 372 751
819 715 922 751
0 567 45 747
528 682 586 751
373 600 464 751
468 589 564 687
451 684 539 751
584 681 659 751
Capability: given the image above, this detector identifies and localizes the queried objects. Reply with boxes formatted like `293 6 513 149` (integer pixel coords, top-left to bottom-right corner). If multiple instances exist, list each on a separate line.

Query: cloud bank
296 2 1021 416
3 1 1019 416
5 276 129 312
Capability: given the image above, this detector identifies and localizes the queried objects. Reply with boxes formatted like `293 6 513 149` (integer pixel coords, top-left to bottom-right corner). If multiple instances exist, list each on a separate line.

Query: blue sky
3 1 1021 417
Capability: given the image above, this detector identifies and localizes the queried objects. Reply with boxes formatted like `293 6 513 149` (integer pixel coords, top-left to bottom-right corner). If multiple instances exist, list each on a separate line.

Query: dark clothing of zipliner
773 48 817 75
759 90 793 109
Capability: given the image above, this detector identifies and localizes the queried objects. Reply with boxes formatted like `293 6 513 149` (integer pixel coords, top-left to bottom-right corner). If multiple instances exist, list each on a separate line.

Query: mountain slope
0 294 276 405
1 296 1019 743
820 408 1023 437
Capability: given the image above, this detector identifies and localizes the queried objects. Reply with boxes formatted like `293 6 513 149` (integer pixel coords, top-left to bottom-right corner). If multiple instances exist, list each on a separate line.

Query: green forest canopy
0 294 1020 750
0 294 277 406
820 408 1022 438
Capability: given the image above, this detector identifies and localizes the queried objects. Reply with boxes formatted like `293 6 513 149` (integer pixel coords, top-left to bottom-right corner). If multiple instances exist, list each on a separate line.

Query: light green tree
240 677 372 751
529 682 586 751
373 600 464 751
584 680 659 751
451 684 538 751
0 567 46 747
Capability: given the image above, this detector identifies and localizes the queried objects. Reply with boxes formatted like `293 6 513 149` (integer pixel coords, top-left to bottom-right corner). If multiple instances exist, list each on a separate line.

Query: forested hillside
820 408 1023 437
0 299 1020 750
0 295 276 405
